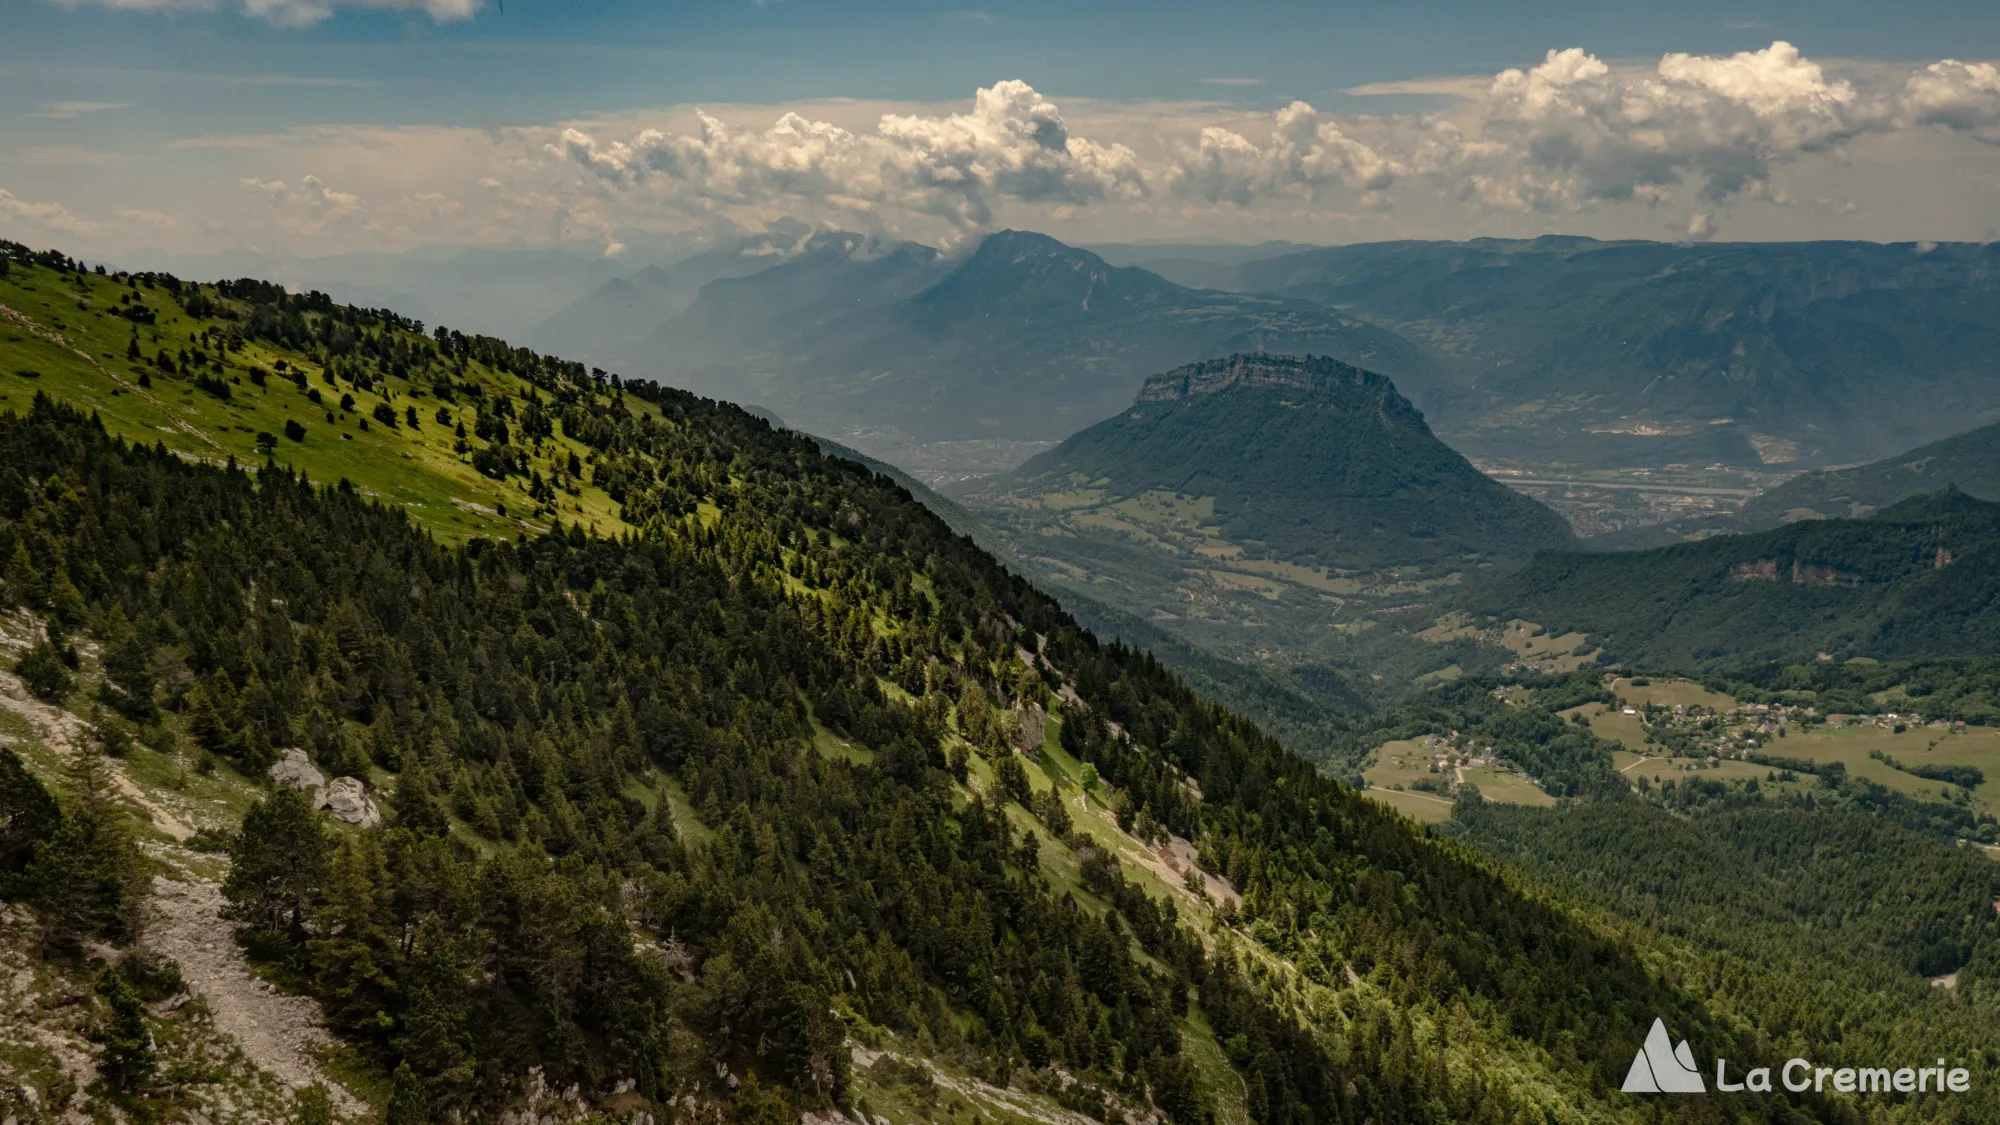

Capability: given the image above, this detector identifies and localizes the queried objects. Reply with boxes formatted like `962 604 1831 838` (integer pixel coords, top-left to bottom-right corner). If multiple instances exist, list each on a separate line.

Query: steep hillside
1735 420 2000 529
810 431 1365 758
0 242 644 545
641 230 1436 450
992 353 1572 570
1226 237 2000 471
3 241 1949 1125
1469 490 2000 668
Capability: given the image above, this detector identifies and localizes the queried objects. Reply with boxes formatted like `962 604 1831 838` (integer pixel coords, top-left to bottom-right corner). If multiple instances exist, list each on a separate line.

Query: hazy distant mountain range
113 241 673 343
622 229 1432 444
116 229 2000 518
1193 236 2000 470
523 230 2000 482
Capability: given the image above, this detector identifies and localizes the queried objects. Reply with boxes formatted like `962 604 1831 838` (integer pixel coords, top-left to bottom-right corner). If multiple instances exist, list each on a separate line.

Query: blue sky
10 0 1996 133
6 0 2000 255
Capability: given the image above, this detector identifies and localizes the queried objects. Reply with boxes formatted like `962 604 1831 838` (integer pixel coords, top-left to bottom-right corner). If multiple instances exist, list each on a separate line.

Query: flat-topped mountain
989 353 1574 570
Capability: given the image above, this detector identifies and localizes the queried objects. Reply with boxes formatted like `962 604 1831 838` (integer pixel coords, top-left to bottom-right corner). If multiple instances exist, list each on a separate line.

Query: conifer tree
26 746 142 951
14 640 73 702
224 788 332 939
91 967 156 1092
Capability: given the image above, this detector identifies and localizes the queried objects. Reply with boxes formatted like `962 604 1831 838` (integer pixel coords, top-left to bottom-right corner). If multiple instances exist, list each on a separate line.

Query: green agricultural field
1364 738 1445 788
1362 739 1456 822
1364 787 1456 823
1778 724 2000 815
1566 701 1651 752
1460 766 1556 807
1362 738 1556 820
1612 751 1782 788
1612 676 1736 711
1495 620 1596 672
0 260 645 545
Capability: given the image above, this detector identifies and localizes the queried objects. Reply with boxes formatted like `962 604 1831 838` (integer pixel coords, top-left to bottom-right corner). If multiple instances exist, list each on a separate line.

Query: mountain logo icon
1621 1018 1706 1093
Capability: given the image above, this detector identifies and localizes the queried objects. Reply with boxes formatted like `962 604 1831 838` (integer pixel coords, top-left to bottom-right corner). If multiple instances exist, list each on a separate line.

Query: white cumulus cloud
1168 101 1400 208
239 174 365 233
1900 59 2000 141
553 80 1145 232
1460 41 1870 212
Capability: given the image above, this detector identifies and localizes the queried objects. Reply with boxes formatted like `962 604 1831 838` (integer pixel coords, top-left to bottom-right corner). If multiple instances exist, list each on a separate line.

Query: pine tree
224 788 332 939
91 967 156 1092
385 1061 429 1125
0 746 61 884
25 746 141 951
309 837 400 1045
14 641 73 702
0 538 40 608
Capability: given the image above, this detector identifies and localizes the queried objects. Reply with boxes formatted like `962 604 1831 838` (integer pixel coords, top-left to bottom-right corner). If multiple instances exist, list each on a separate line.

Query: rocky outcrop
266 749 379 827
267 748 325 793
317 777 381 829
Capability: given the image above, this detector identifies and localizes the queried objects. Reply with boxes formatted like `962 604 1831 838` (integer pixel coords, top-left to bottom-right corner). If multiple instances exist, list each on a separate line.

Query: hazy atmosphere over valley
5 2 2000 1124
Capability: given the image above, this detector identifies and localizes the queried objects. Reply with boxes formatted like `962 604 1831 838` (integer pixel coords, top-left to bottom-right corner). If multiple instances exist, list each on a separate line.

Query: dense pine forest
0 247 1991 1124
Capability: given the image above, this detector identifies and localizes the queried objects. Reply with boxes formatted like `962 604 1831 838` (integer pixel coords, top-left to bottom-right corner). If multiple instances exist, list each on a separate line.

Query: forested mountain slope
0 241 1953 1124
988 354 1572 570
1468 490 2000 668
1735 421 2000 529
1224 237 2000 470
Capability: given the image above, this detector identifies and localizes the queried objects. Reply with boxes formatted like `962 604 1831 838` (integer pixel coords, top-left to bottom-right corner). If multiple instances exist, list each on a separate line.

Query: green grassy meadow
1 260 645 544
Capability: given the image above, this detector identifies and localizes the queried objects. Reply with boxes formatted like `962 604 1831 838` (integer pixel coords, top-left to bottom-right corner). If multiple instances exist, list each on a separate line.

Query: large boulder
317 777 381 829
268 748 325 793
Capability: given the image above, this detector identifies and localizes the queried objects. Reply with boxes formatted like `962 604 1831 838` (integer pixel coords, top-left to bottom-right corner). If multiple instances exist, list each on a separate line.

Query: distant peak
1136 353 1402 405
975 229 1093 261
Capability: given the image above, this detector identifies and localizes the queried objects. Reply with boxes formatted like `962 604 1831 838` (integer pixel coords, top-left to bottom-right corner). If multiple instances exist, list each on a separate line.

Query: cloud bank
554 81 1145 232
12 41 2000 254
542 43 2000 241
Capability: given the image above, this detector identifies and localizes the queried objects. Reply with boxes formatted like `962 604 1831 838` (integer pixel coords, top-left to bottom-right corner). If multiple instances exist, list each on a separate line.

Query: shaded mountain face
647 232 944 373
1082 240 1325 290
1220 237 2000 470
991 353 1573 570
1736 420 2000 529
1469 489 2000 668
530 225 829 368
640 229 1437 445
